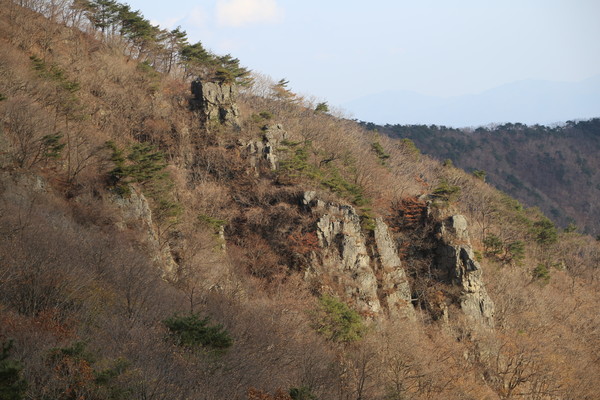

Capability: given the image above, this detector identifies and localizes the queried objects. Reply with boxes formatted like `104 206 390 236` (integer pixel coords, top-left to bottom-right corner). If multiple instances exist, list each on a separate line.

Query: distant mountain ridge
344 76 600 127
370 119 600 234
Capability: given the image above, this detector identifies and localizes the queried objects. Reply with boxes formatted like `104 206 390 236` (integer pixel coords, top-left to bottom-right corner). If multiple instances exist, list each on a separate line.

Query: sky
123 0 600 116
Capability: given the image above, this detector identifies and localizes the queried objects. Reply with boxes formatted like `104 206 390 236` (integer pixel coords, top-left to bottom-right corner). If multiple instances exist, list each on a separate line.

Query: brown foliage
288 230 319 256
247 388 293 400
389 196 427 230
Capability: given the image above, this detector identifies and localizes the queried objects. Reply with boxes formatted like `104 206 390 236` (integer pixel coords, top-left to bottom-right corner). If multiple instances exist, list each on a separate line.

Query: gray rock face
302 190 325 210
112 187 154 229
305 193 413 319
112 187 177 278
191 80 240 129
436 215 495 327
439 214 470 243
314 203 381 315
302 194 491 324
242 124 288 172
374 218 414 319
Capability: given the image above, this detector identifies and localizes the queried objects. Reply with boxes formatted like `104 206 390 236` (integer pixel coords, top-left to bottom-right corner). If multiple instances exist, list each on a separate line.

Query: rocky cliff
299 192 494 326
111 187 178 278
113 75 496 328
191 79 240 129
435 215 495 327
303 191 414 319
240 124 288 173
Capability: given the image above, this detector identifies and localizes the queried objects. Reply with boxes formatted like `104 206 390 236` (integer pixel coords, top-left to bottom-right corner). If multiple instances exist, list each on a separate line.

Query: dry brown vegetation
0 1 599 399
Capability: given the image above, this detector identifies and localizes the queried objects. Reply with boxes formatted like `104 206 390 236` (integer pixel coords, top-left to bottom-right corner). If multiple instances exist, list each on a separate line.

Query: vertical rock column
373 218 415 320
315 204 381 315
191 79 240 129
305 192 414 319
435 215 495 327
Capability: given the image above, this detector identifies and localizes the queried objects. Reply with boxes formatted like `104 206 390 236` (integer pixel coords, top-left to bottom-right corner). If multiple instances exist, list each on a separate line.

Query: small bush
289 386 317 400
532 264 550 283
442 159 453 167
506 240 525 264
164 314 233 350
314 102 329 113
0 340 27 400
312 295 366 343
484 235 525 265
483 234 503 256
472 169 486 181
259 111 274 120
532 217 558 246
431 179 461 203
136 61 155 74
359 207 377 231
399 138 420 158
371 141 390 164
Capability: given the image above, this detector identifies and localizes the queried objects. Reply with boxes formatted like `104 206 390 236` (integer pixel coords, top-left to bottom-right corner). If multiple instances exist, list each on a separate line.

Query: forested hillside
1 1 599 400
366 120 600 234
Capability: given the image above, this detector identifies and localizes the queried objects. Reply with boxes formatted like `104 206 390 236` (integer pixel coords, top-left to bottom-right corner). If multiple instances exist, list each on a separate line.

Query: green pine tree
313 295 366 343
164 314 233 350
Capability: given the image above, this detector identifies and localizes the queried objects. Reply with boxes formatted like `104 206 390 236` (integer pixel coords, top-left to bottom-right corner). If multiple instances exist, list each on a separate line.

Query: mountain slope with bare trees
1 2 599 399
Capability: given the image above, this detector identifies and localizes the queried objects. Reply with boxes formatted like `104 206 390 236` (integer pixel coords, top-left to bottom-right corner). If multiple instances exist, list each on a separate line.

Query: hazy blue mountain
343 76 600 127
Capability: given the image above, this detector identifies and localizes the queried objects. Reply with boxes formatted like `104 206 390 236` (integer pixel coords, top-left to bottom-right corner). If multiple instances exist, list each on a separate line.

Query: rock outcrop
304 192 414 319
314 203 381 315
435 215 495 327
191 79 240 129
111 187 177 278
241 124 288 172
373 218 414 319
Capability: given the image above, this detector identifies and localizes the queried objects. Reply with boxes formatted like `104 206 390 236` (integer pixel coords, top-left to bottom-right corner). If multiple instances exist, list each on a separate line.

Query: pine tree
314 102 329 113
272 79 299 103
165 26 188 73
164 314 233 350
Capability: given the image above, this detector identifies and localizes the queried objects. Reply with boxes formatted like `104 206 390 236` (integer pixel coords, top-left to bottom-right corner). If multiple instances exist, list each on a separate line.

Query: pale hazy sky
124 0 600 107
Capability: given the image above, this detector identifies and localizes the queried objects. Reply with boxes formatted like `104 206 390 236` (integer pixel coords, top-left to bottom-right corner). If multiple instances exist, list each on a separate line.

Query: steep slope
371 120 600 234
1 2 600 400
